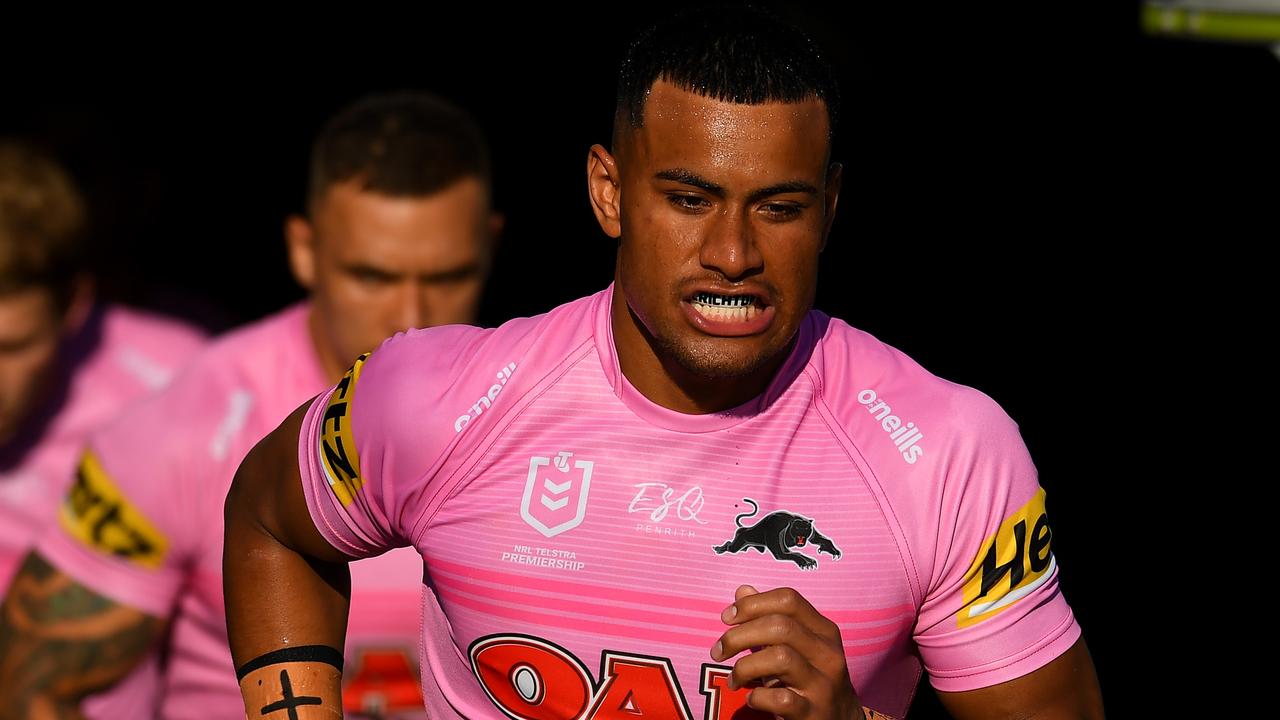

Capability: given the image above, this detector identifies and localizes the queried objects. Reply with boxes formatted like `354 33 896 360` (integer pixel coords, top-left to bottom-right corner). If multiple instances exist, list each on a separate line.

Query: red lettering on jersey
471 635 594 720
586 652 692 720
470 635 780 720
699 665 769 720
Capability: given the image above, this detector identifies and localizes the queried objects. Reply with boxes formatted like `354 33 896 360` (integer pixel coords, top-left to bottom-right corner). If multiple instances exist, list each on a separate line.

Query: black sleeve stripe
235 645 344 682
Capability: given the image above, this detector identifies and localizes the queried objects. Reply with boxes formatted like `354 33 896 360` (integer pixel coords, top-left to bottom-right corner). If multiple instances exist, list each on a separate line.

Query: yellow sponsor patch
59 450 168 568
318 353 368 506
956 487 1055 628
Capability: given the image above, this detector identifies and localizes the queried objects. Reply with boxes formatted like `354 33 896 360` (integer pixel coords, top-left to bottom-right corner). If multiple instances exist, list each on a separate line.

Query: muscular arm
223 401 353 718
935 637 1104 720
0 552 165 720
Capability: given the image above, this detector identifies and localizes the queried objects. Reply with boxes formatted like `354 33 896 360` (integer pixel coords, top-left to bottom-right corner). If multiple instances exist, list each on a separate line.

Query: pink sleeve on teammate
35 358 230 618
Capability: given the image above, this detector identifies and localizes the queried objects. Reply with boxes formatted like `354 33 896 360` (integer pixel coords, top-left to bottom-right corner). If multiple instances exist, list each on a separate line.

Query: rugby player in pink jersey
225 9 1104 720
0 140 207 718
0 93 502 719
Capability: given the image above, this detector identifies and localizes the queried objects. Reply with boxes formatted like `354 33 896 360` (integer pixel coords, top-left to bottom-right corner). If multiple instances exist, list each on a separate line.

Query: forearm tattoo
0 552 162 719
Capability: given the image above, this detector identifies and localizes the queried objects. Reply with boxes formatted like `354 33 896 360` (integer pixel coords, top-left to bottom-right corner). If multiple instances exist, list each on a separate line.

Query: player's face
0 288 64 443
600 80 839 382
291 177 496 374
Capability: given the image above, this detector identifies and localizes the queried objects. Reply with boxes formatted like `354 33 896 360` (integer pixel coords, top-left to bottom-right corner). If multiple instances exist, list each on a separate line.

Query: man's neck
609 289 790 416
306 307 348 386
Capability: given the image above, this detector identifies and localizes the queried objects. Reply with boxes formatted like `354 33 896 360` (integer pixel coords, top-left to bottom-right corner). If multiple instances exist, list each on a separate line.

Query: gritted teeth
690 292 764 323
691 292 760 308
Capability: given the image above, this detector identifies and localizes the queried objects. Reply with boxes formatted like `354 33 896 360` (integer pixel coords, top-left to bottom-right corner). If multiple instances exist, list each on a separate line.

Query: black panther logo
712 498 842 570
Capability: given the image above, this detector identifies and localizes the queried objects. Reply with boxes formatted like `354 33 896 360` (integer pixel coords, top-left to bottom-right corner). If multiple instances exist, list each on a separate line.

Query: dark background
5 2 1263 715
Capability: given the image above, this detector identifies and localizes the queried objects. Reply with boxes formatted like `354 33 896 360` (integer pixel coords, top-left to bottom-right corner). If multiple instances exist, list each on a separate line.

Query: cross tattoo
260 668 323 719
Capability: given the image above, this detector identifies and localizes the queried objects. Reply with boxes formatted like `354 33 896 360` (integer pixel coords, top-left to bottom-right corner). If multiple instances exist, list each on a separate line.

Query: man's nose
698 208 763 280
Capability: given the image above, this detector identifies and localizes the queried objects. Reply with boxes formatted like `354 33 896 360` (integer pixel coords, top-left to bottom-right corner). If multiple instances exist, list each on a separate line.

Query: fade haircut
614 5 840 147
307 91 491 214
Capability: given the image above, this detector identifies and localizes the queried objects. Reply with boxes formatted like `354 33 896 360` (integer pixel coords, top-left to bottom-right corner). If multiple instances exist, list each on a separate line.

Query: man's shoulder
806 313 1038 607
92 304 312 444
809 312 1018 465
163 303 310 388
70 304 207 395
202 302 309 361
99 304 207 353
362 290 603 397
318 292 605 507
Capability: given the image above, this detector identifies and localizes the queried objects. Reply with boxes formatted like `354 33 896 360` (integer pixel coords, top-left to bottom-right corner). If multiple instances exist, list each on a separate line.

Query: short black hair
308 91 490 213
615 5 839 141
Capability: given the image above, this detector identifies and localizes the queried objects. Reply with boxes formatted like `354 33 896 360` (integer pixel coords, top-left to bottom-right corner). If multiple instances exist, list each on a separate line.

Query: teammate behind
0 92 501 719
0 139 207 719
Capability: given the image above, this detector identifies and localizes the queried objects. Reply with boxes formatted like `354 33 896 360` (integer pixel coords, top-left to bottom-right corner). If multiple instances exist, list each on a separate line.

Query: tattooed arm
0 551 165 719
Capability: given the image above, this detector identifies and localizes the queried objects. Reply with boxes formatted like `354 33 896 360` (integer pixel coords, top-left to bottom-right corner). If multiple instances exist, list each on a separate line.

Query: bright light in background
1145 0 1280 45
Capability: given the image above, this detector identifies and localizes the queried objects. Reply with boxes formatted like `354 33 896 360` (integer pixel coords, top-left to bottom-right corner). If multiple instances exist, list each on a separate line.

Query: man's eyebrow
341 262 401 279
418 262 482 284
341 260 484 284
747 181 820 205
655 169 819 204
655 169 723 197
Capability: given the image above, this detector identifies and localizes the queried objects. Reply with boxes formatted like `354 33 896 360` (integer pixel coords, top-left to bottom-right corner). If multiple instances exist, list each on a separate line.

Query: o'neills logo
455 363 517 433
857 389 925 464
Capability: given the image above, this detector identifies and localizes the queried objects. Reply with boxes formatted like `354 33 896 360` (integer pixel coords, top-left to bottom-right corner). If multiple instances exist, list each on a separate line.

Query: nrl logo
521 451 594 538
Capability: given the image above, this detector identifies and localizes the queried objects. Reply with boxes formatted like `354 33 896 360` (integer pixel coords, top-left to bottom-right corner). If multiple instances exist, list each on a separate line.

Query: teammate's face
590 80 840 391
0 288 64 443
288 177 497 378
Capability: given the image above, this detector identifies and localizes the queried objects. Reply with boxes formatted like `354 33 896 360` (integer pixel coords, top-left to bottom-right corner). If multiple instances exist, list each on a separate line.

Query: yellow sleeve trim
956 487 1055 628
318 353 369 507
59 449 169 568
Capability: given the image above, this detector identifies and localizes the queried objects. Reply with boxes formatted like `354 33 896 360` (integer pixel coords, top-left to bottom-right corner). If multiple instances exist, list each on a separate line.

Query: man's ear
60 274 95 337
587 143 623 239
285 214 317 290
820 162 843 253
487 211 506 244
479 211 505 277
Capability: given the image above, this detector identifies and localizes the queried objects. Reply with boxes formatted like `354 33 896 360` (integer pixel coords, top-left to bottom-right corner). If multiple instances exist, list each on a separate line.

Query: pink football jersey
37 303 426 719
299 286 1080 719
0 304 205 719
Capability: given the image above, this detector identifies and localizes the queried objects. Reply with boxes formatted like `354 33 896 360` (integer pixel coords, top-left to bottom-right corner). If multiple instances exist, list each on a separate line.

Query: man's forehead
312 181 489 268
316 179 485 233
640 79 827 126
629 80 831 173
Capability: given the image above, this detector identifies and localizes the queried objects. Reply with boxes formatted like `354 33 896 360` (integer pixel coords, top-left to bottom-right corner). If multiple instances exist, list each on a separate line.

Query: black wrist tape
235 645 344 682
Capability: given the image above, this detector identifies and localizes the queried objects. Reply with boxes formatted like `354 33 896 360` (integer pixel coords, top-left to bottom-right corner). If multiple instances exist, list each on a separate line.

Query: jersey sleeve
911 391 1081 692
34 363 225 618
298 327 490 559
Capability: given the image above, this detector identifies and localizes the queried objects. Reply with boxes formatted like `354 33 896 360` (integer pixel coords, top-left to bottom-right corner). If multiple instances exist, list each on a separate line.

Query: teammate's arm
223 402 353 718
0 551 166 719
